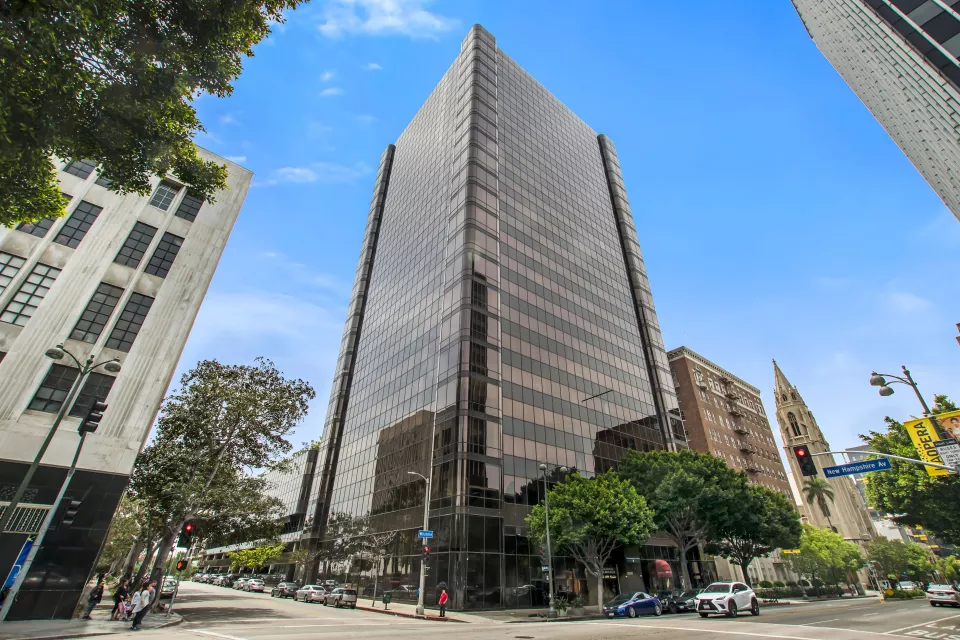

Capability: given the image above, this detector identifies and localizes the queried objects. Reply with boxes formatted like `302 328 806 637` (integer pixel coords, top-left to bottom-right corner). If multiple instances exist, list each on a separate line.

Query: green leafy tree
362 530 398 605
802 477 835 530
618 449 747 590
97 495 143 575
127 357 314 600
866 537 932 586
526 471 655 614
861 396 960 544
228 543 286 572
708 485 802 586
934 555 959 583
1 0 309 227
786 525 864 594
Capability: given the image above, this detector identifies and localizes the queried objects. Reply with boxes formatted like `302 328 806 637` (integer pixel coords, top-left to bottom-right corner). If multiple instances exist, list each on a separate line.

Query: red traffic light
796 449 806 457
176 560 187 571
185 523 194 532
424 546 430 553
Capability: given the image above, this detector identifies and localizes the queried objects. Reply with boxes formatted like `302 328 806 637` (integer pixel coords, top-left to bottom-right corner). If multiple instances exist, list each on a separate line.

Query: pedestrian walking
438 588 448 618
130 580 154 631
80 578 104 619
110 578 130 620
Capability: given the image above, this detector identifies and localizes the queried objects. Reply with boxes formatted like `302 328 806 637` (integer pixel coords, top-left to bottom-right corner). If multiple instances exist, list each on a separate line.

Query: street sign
823 458 891 478
417 530 433 539
542 566 550 573
934 439 960 472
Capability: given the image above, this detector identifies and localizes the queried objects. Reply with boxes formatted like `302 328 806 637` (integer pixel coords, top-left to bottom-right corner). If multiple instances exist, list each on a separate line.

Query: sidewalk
353 599 489 623
0 607 181 640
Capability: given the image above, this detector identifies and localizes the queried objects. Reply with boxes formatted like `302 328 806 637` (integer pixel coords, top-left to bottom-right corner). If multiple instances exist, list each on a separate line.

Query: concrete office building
668 347 795 585
304 25 689 610
791 0 960 223
0 152 250 619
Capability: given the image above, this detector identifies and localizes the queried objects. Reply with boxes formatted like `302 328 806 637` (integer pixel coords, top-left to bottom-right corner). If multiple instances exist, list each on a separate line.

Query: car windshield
606 592 639 606
703 583 731 593
680 590 700 599
343 589 357 595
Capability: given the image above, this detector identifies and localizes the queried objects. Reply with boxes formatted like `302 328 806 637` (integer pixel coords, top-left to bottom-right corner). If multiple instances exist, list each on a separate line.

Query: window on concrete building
68 372 116 417
28 364 80 412
16 217 56 238
115 222 158 268
1 262 61 326
94 174 113 188
0 252 27 296
70 282 124 343
54 200 103 248
145 232 183 278
174 191 204 222
787 412 801 438
149 181 180 211
62 159 97 180
106 292 154 352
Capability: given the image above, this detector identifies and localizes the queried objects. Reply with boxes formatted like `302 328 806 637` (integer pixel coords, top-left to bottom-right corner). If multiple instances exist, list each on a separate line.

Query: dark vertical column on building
597 134 686 450
432 24 504 610
305 145 396 568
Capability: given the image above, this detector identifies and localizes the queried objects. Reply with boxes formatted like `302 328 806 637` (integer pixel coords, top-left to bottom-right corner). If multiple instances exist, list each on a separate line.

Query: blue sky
175 0 960 462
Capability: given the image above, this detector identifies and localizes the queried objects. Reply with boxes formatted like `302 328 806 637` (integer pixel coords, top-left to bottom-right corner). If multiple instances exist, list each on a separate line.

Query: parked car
323 587 358 608
389 584 419 601
245 579 265 593
927 584 960 607
695 582 759 618
659 589 701 614
272 582 300 599
899 581 922 591
603 591 663 618
233 578 250 590
160 579 178 598
296 585 326 603
322 580 338 590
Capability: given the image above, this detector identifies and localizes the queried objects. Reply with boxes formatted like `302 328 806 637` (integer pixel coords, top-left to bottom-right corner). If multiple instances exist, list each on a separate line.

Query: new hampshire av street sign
823 458 891 478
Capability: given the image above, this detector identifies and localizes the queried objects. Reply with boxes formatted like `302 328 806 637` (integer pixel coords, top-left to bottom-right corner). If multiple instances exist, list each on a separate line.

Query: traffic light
178 521 196 547
57 498 82 528
176 560 187 571
793 445 818 477
422 545 431 564
79 401 108 434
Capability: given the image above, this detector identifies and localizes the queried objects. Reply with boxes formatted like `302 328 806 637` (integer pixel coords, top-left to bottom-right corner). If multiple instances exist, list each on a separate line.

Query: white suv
696 582 760 618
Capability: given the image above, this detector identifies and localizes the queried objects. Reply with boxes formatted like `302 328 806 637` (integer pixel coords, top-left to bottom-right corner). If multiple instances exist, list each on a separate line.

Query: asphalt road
111 582 960 640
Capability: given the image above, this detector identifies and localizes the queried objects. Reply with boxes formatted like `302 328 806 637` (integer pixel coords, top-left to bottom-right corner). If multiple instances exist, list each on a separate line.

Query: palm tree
802 477 835 531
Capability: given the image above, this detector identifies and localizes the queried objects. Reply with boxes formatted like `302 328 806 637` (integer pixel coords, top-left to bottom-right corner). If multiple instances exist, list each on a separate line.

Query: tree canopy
865 537 933 584
228 543 286 572
786 525 864 590
618 449 748 590
526 471 654 613
708 485 802 585
860 396 960 544
1 0 306 227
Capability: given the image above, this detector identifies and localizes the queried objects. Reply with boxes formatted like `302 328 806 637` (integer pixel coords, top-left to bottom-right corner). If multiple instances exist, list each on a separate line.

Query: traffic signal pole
811 450 957 473
0 431 90 620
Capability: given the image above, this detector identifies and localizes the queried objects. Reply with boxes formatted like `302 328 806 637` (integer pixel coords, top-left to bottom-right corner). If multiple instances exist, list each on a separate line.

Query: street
96 582 960 640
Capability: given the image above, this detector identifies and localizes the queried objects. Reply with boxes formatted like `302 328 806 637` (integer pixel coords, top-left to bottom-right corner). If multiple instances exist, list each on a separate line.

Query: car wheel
654 603 662 617
750 599 760 616
627 606 637 618
668 603 677 614
699 612 709 618
335 599 341 608
727 601 738 618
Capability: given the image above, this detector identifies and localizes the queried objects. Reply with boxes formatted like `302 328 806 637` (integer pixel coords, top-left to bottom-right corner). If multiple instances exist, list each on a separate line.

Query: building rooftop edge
666 346 763 396
196 144 254 175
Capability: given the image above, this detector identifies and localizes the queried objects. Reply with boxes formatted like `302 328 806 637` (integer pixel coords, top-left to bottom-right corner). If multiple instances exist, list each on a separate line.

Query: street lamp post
0 345 120 535
538 462 567 619
407 470 431 616
869 366 946 439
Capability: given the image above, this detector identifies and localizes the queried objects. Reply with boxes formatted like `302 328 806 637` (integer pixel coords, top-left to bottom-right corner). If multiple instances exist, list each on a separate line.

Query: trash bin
383 593 392 609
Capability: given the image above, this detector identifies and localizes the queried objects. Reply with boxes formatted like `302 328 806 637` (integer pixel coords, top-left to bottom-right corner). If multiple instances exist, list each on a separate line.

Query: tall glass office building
303 25 689 610
792 0 960 223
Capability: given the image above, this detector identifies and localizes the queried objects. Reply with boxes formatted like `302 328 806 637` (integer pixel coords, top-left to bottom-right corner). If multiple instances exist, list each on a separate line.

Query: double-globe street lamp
869 365 946 439
539 462 568 619
0 345 120 619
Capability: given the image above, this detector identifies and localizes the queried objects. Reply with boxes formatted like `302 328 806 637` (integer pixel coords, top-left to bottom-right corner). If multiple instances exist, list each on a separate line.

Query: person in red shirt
438 589 449 617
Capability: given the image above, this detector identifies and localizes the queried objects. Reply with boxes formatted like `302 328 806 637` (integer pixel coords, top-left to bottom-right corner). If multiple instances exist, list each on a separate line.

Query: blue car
603 591 663 618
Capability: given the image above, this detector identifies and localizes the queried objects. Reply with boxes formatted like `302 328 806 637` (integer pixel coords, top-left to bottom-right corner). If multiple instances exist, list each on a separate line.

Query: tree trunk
149 527 178 610
738 557 752 586
124 536 146 580
135 539 158 585
677 544 691 591
595 569 605 615
372 558 379 606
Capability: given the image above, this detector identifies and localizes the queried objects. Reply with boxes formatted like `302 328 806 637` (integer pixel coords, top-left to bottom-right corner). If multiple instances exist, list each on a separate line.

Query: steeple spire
773 359 799 405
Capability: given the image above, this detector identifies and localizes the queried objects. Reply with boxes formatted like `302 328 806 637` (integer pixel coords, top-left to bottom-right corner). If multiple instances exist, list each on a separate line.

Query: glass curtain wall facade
305 24 684 610
792 0 960 223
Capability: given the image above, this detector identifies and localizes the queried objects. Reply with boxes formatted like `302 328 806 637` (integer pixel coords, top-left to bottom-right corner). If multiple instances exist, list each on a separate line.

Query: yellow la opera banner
903 416 949 477
939 408 960 442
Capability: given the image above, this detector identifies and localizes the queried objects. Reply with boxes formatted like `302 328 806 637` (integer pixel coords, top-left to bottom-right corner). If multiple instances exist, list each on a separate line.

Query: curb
354 605 466 622
1 613 183 640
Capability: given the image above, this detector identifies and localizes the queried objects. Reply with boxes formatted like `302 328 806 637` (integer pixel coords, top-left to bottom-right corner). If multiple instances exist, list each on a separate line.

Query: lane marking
604 622 820 640
863 612 881 617
886 611 960 635
591 619 913 639
803 618 841 625
192 632 249 640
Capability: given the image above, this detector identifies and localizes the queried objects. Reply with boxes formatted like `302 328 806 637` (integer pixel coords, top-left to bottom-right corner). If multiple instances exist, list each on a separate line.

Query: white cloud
262 161 371 185
226 155 247 163
363 62 383 70
220 114 237 125
317 0 458 38
320 87 344 97
307 121 334 138
355 114 378 124
321 70 336 82
886 291 933 313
